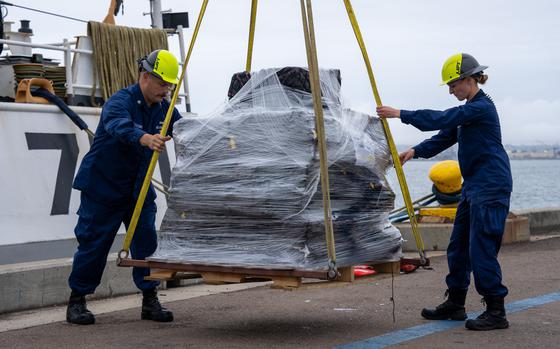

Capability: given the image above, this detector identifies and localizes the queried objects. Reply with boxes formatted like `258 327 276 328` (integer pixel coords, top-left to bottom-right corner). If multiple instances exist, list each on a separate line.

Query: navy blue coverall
69 83 181 295
400 89 512 297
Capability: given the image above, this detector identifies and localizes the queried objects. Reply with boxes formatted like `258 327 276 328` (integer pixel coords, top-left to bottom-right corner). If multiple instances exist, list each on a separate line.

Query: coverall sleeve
166 107 183 138
400 103 485 131
413 128 458 159
102 97 146 145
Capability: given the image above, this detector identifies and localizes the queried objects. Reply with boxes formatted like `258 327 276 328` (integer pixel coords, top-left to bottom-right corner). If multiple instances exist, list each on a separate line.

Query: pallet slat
120 258 328 279
122 259 401 288
145 269 177 281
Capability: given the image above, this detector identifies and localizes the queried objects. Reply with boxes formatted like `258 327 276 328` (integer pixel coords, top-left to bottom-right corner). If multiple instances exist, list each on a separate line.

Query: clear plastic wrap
149 67 403 270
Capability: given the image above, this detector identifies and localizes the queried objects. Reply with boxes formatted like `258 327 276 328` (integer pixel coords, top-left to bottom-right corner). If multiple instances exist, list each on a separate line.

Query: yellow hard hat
139 49 179 85
440 53 488 85
429 160 462 194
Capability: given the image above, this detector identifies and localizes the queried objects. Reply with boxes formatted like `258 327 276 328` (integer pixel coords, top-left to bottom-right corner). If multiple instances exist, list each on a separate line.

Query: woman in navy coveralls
377 53 512 331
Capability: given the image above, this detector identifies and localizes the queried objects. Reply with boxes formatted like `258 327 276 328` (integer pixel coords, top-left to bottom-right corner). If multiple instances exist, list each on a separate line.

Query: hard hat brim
144 66 179 85
152 72 179 85
440 65 488 86
461 65 488 79
160 75 179 85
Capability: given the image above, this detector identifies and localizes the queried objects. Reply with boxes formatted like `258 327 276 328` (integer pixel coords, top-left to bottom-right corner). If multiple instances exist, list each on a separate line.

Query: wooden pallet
144 269 203 289
200 271 304 289
119 258 402 289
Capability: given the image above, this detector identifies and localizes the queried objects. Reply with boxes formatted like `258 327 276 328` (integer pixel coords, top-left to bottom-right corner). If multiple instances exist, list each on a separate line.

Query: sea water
387 159 560 211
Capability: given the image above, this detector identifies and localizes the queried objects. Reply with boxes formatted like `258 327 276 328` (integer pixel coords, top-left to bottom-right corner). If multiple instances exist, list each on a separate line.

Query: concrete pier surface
1 234 559 348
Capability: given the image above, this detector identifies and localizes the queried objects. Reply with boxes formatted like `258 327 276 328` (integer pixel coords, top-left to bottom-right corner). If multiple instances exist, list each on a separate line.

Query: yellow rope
119 0 210 260
87 21 169 100
342 0 426 264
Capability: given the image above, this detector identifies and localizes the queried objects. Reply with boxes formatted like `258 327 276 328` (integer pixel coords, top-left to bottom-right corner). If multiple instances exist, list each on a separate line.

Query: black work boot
466 295 509 330
141 289 174 322
66 291 95 325
421 289 467 320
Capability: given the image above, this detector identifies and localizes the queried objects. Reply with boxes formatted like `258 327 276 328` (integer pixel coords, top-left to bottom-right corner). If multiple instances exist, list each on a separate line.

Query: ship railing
0 32 190 110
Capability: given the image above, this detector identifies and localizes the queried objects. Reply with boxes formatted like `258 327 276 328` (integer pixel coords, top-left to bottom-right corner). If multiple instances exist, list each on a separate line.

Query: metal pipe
0 39 91 54
73 84 188 99
390 193 435 215
0 102 101 114
176 25 191 112
46 40 77 46
150 0 163 28
72 84 97 89
63 38 74 103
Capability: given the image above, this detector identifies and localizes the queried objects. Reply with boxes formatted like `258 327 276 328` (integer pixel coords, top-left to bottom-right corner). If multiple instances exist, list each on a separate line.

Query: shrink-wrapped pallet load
149 67 403 270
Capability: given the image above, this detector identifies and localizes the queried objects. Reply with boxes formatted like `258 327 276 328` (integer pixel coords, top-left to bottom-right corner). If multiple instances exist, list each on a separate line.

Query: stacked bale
151 67 402 269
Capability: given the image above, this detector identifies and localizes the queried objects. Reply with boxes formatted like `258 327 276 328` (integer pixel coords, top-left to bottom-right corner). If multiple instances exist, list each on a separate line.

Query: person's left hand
140 134 171 153
376 106 401 119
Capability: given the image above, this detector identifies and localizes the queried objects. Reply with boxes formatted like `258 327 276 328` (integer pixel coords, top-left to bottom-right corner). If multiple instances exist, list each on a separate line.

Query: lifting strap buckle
327 260 339 280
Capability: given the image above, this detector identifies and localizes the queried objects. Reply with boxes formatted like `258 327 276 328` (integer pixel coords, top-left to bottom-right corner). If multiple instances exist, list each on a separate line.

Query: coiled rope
87 21 168 101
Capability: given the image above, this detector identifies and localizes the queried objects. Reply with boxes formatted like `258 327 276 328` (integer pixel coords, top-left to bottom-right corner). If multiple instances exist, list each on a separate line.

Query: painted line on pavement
335 292 560 349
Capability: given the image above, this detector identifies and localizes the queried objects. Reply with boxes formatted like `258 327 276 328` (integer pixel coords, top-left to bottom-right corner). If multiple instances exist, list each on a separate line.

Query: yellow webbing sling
343 0 427 264
119 0 210 261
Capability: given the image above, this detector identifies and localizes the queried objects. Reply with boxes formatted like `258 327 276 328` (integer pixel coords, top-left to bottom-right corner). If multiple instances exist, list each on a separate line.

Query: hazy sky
4 0 559 145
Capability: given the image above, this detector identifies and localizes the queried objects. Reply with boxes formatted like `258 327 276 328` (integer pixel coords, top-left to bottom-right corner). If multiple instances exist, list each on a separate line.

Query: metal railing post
63 38 74 104
176 25 191 112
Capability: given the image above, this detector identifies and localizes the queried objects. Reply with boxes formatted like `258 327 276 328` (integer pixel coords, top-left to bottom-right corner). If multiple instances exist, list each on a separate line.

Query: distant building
397 144 560 161
507 149 559 160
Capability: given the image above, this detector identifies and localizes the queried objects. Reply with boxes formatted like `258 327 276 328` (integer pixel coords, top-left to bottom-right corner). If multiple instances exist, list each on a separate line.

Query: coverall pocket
481 198 509 235
74 211 97 243
75 206 120 243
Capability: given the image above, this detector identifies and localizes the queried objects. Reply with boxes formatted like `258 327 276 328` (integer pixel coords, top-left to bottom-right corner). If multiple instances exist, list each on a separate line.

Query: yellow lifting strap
300 0 337 277
342 0 427 264
245 0 258 72
245 0 336 276
118 0 210 261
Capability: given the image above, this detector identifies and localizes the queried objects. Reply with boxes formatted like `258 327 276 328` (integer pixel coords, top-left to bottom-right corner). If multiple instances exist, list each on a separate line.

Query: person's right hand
376 106 401 119
140 134 171 153
399 148 415 165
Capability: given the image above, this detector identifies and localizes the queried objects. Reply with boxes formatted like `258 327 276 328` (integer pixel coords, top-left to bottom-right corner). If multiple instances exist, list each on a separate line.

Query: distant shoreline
508 158 560 160
409 158 560 161
396 145 560 161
